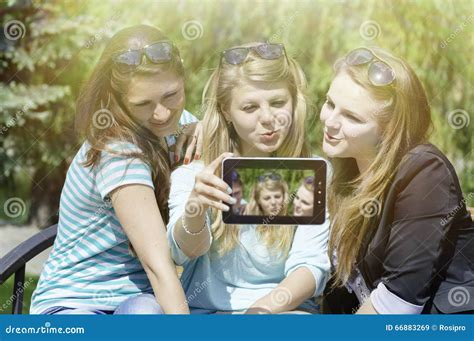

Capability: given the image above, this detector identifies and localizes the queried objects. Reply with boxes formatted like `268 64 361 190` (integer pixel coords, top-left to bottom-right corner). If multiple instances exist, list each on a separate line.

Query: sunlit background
0 0 472 226
0 0 473 314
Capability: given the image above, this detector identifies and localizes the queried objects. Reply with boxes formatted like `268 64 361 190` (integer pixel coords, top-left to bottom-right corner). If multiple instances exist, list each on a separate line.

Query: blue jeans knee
114 293 164 315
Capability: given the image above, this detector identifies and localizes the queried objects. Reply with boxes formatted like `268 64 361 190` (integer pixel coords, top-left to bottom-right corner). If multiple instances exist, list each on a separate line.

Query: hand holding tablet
188 152 236 213
222 157 327 225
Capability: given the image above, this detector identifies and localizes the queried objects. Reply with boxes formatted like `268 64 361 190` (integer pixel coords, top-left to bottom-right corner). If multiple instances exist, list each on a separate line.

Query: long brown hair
328 47 433 286
76 25 184 245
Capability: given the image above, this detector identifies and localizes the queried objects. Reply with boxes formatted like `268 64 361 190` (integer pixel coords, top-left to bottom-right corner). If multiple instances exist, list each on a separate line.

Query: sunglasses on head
112 40 178 72
258 172 282 182
343 48 395 86
221 43 287 65
231 170 241 182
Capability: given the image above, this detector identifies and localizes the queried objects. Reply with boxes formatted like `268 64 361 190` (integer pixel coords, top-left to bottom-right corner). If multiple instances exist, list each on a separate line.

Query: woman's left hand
244 306 272 314
174 122 203 164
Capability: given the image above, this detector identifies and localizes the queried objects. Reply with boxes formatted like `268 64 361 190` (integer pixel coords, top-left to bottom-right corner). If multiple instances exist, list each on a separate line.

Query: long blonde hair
328 47 433 286
201 44 311 256
244 176 289 216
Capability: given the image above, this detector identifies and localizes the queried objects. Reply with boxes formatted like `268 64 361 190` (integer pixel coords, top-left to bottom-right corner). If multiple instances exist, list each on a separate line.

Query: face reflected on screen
293 184 314 216
258 188 285 216
231 182 247 215
229 167 320 219
222 160 326 224
232 183 243 202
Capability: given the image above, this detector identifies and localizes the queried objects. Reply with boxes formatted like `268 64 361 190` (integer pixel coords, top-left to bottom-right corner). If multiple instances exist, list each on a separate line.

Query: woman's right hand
186 152 236 215
176 152 236 259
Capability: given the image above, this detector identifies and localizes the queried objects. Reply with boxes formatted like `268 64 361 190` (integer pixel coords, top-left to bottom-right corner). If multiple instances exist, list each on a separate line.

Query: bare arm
356 298 378 314
173 152 235 258
173 199 211 259
246 267 316 314
111 184 189 314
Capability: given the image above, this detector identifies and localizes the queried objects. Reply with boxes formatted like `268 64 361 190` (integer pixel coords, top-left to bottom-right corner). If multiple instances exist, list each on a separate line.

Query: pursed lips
324 130 342 141
259 129 281 137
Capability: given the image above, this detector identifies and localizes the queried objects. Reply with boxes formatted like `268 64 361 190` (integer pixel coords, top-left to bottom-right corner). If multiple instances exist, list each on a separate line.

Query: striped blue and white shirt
30 110 197 314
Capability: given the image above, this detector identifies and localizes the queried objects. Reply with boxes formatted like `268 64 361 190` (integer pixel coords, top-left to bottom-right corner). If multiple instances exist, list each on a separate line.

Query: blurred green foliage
1 0 472 225
0 273 38 314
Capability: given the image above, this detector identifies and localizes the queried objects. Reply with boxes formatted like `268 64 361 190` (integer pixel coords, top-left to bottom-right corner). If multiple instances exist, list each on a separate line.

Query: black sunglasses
221 43 287 65
112 40 178 72
231 170 241 182
258 172 282 182
344 48 395 86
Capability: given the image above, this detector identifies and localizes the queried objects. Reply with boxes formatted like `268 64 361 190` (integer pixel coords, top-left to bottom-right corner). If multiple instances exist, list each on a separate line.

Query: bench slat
0 224 57 285
12 266 25 314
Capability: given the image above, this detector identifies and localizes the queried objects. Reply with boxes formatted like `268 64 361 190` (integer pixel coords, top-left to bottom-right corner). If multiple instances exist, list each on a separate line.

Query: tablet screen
222 158 326 225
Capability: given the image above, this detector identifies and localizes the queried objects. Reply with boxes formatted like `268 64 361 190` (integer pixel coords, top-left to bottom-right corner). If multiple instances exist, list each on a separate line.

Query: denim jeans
40 293 164 315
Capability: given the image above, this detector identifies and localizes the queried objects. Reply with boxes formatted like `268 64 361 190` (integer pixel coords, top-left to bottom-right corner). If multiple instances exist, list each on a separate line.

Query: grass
0 274 39 314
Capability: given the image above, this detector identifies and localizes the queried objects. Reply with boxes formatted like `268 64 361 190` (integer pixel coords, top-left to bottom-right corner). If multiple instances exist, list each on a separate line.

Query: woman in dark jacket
319 47 473 314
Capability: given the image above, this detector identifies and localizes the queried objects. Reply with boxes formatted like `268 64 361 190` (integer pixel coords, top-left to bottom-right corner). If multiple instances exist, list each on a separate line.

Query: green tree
0 0 121 225
1 0 472 228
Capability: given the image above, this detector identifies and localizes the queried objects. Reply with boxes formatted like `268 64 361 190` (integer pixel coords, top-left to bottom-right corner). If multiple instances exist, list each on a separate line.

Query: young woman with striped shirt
30 25 201 315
